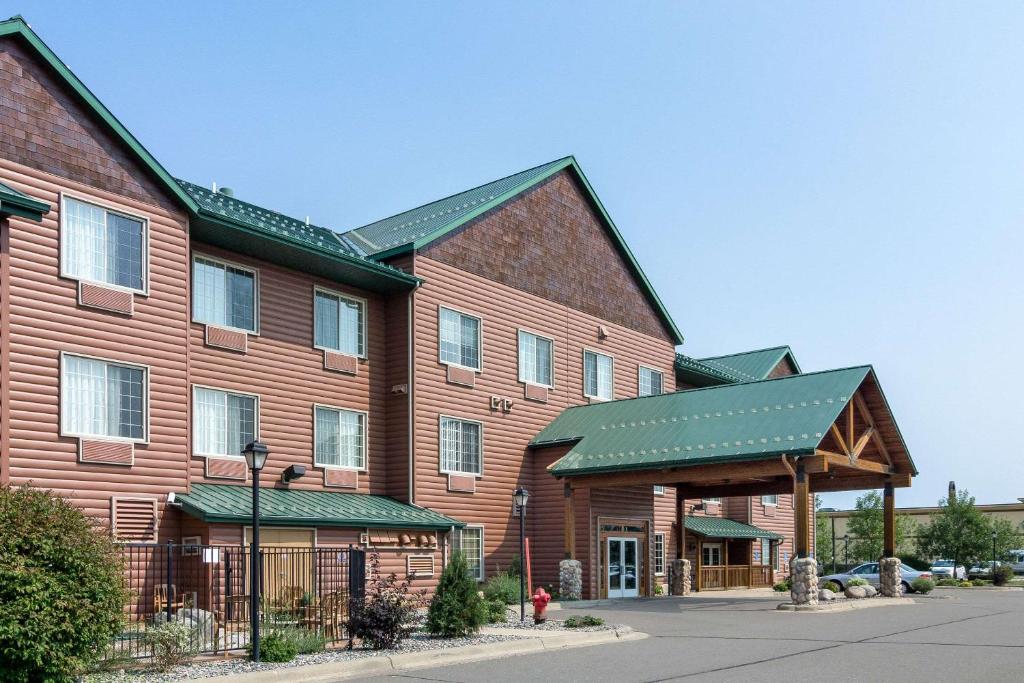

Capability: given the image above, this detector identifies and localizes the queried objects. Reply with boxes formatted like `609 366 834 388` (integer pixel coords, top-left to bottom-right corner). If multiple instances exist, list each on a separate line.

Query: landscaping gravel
491 606 615 632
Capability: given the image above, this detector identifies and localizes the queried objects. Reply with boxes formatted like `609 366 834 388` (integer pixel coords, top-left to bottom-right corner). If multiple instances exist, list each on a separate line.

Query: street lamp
513 487 530 621
992 529 997 574
843 534 849 568
243 441 269 662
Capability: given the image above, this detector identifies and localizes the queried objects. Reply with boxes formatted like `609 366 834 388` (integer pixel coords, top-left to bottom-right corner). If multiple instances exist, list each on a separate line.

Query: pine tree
426 552 487 637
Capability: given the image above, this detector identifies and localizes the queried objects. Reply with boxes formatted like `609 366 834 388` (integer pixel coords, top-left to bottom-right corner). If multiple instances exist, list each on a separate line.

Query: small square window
192 256 257 332
439 307 481 370
314 405 366 469
61 196 146 292
193 387 257 457
584 350 613 400
314 289 366 357
518 330 553 386
61 354 146 441
638 366 663 397
440 416 482 476
653 485 666 496
762 494 779 506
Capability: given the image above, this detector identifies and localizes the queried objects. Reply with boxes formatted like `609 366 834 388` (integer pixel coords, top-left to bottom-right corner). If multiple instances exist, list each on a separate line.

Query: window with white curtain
762 494 779 506
192 256 257 332
583 350 613 400
638 366 664 397
454 526 484 580
518 330 553 386
439 416 482 475
314 405 366 469
314 289 365 357
439 307 480 370
61 197 145 291
192 387 257 457
61 355 146 440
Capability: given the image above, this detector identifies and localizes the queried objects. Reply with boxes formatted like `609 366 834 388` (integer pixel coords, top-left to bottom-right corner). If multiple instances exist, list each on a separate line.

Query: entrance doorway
606 537 640 598
244 528 315 610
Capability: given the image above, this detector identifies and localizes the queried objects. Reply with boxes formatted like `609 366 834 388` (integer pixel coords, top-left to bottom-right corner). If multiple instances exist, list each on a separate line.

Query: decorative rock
879 557 902 597
863 585 878 598
818 589 836 601
559 559 582 601
670 559 692 596
845 585 870 599
789 556 819 605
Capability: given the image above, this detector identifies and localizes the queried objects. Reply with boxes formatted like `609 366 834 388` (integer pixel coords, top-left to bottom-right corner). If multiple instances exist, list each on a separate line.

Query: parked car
968 561 998 579
930 560 967 580
1008 550 1024 575
819 562 932 594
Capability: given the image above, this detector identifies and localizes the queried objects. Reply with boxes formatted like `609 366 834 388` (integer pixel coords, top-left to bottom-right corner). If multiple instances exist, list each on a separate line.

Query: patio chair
213 595 249 654
153 584 185 615
300 591 346 641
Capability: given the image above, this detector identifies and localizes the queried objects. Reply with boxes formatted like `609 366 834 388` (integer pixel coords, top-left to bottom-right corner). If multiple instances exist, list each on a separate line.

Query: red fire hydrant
532 587 552 624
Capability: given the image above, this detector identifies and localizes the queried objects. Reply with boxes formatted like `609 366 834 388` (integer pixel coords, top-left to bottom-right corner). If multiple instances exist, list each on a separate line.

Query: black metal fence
107 543 366 661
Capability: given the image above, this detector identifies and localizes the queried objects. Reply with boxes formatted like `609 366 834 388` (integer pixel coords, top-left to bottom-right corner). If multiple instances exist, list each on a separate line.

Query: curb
776 597 915 613
192 628 645 683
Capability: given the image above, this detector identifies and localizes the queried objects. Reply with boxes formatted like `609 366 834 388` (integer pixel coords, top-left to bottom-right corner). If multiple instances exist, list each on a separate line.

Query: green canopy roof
697 346 800 382
534 366 877 476
685 516 783 540
0 180 50 221
177 484 463 530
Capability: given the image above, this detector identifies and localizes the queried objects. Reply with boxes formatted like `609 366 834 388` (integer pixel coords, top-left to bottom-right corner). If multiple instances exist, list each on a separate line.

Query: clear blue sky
20 2 1023 508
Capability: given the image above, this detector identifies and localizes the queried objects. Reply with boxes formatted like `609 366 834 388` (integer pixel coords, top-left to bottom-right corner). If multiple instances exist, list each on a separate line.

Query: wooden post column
794 460 810 559
675 485 685 560
883 480 895 558
564 482 576 560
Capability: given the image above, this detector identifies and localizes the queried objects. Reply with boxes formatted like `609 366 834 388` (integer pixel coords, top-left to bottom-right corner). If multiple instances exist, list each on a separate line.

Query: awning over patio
176 483 464 530
685 516 783 541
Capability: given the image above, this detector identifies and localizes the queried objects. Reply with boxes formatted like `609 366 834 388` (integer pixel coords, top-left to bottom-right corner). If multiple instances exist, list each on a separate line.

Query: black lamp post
992 530 997 574
513 487 530 621
243 441 269 662
843 534 849 568
831 517 837 574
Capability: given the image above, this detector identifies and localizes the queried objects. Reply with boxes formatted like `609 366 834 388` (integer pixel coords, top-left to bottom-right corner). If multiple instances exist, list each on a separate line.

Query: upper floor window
193 386 257 457
439 307 480 370
440 416 482 476
61 196 146 292
638 366 664 397
583 350 613 400
653 485 666 496
61 354 146 441
518 330 553 387
314 405 366 470
192 256 257 332
704 497 722 505
314 289 365 357
762 494 779 506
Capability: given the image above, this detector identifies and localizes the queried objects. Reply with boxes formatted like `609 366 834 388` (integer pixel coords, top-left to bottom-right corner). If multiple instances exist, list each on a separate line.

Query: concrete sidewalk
192 626 644 683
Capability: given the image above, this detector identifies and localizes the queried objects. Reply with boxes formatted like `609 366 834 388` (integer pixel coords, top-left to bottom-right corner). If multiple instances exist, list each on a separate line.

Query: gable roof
698 346 801 382
531 365 915 477
685 516 783 540
343 156 684 344
674 353 746 386
0 180 50 221
0 16 199 213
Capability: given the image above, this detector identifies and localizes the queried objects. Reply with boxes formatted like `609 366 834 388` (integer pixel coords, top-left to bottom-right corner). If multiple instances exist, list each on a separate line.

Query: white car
930 560 966 580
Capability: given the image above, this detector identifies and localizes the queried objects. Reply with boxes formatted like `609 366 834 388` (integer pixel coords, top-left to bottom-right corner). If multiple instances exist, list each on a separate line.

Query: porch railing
699 564 774 591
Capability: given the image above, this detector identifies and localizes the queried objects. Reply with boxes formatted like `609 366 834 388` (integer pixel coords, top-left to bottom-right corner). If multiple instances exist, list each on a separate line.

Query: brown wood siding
0 39 177 211
0 158 189 540
188 243 388 495
409 255 676 585
420 170 674 342
1 216 10 486
383 253 413 502
767 357 797 379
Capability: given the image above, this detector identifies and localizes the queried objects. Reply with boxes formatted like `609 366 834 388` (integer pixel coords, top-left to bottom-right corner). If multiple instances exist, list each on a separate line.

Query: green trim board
0 16 199 213
685 515 783 540
177 483 463 530
0 180 50 221
533 365 915 477
343 156 685 345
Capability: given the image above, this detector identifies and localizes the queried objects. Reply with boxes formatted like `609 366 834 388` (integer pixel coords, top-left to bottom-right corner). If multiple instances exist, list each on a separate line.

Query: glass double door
607 537 640 598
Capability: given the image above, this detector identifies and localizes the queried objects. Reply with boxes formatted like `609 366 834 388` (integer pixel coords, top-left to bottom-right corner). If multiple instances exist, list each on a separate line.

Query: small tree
916 490 989 572
0 485 129 681
988 518 1023 562
814 496 835 569
426 552 487 637
846 491 915 560
348 552 424 650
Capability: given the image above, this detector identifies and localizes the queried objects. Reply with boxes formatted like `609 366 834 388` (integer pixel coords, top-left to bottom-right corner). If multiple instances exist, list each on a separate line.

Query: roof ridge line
697 345 792 362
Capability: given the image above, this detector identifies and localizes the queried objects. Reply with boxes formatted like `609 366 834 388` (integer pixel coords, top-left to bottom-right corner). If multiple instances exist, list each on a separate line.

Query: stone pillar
670 559 691 596
559 559 582 601
879 557 902 597
789 556 818 605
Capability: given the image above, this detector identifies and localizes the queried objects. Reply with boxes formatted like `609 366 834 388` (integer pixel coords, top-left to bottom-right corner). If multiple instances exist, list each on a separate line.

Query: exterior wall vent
407 555 435 577
111 497 159 542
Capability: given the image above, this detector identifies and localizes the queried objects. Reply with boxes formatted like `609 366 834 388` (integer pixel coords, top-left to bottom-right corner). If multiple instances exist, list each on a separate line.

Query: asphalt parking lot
352 589 1024 682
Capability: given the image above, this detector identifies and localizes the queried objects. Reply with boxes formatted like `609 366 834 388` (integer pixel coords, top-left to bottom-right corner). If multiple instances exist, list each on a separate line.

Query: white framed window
439 416 482 476
192 386 258 457
517 330 553 387
653 485 665 496
703 497 721 506
638 366 664 397
654 533 666 575
772 543 780 570
192 255 257 332
762 494 779 507
454 526 484 581
60 353 146 441
314 288 366 357
702 543 722 567
314 405 366 470
583 349 613 400
61 195 147 293
760 538 771 566
439 307 481 370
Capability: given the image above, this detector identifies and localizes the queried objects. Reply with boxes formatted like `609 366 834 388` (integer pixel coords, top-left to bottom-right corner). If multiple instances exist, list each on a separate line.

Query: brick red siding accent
78 282 134 315
79 439 134 466
205 326 247 352
324 468 358 488
324 351 358 375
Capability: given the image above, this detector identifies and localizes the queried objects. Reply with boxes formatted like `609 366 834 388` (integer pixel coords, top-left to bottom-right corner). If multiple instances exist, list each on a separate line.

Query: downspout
407 277 420 505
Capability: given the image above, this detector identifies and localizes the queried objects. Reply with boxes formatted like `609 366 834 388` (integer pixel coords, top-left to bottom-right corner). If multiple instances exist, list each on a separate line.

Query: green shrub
251 630 297 663
993 564 1014 586
0 485 130 682
484 598 507 624
349 553 425 650
772 582 789 592
564 615 604 628
271 626 326 655
146 622 199 671
910 577 934 594
958 580 973 587
971 579 988 587
427 552 487 637
847 577 869 587
482 571 520 605
822 581 841 593
653 583 664 595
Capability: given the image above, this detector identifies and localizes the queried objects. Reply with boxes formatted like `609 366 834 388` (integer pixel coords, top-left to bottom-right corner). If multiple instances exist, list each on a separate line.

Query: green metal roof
533 366 874 476
0 180 50 221
343 156 684 345
177 483 463 530
674 354 745 386
698 346 801 382
685 516 783 540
